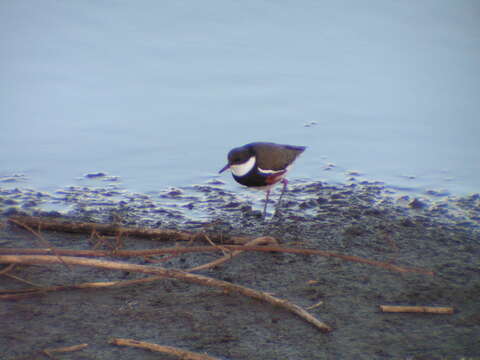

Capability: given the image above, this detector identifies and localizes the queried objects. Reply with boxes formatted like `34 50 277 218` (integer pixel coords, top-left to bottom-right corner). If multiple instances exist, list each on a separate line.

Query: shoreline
1 181 479 359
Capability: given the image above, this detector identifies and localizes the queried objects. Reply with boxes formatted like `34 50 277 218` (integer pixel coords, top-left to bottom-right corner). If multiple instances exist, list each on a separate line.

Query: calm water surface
1 1 479 198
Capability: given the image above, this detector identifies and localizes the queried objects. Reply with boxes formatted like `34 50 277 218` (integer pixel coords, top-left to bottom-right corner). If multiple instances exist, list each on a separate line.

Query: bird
219 142 306 217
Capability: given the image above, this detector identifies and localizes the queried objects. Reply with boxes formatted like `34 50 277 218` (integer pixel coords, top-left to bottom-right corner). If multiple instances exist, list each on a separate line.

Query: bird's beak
219 164 230 174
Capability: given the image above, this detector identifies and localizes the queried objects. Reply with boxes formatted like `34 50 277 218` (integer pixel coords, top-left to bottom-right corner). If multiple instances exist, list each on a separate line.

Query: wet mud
0 180 479 359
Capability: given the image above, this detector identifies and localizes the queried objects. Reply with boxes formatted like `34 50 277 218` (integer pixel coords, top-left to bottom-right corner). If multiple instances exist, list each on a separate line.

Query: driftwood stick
0 255 332 333
43 343 88 358
380 305 454 314
110 338 220 360
0 245 433 275
8 215 252 244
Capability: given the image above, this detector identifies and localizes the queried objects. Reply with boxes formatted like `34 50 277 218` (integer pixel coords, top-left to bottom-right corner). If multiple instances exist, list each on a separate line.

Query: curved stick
0 255 332 333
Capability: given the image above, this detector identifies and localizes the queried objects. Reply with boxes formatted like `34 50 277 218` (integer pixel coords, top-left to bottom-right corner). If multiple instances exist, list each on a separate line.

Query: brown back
251 142 306 171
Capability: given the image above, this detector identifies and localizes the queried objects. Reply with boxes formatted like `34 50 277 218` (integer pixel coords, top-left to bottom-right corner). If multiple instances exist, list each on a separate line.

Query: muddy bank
1 181 479 359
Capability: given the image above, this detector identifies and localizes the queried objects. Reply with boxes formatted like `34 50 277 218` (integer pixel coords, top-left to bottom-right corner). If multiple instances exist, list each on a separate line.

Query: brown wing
252 142 306 171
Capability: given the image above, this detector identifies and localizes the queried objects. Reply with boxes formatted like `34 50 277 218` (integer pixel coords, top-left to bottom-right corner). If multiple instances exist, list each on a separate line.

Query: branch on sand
8 215 252 244
4 215 435 276
0 237 279 300
110 338 220 360
0 244 434 276
0 254 333 333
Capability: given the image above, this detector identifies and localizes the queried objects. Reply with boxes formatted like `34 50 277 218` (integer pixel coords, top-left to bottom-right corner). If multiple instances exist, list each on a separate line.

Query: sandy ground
0 181 479 359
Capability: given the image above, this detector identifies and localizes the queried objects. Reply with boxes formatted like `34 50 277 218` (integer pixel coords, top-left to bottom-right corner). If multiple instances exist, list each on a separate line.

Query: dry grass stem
110 338 220 360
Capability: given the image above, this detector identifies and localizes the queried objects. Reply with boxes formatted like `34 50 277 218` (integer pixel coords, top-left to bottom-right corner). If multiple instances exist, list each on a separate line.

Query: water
1 1 479 199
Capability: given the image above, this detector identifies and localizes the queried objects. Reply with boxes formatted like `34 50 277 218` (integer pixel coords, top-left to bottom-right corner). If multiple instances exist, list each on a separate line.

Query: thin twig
0 263 15 275
307 301 324 310
2 272 43 288
0 260 43 288
0 277 166 300
8 217 74 272
0 255 332 333
110 338 220 360
187 236 278 272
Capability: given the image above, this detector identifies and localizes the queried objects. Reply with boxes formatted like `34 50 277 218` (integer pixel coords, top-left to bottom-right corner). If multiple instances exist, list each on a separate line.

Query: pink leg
278 178 288 204
263 189 270 217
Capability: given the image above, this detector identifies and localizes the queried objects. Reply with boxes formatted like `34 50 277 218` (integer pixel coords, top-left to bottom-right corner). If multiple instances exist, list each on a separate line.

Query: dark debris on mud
1 180 479 359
